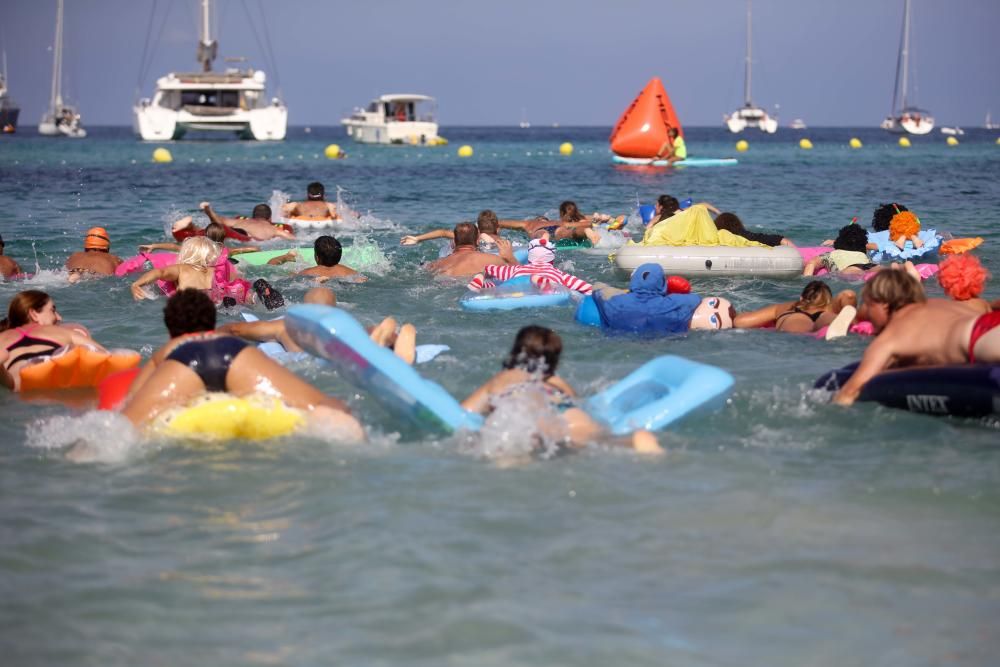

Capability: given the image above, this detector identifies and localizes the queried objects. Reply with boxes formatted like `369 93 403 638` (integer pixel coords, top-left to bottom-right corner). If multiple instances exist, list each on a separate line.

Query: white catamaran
724 0 777 134
38 0 85 138
881 0 934 135
133 0 286 141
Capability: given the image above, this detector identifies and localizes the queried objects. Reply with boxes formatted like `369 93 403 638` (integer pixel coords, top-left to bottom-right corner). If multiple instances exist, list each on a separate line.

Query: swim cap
84 227 111 250
527 237 555 264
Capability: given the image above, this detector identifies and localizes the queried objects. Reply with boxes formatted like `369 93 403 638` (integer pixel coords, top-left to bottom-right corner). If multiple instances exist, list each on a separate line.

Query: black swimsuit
776 307 823 325
165 336 249 392
3 327 63 370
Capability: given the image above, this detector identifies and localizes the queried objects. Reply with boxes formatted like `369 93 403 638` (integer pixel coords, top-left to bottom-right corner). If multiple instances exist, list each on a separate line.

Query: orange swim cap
84 227 111 250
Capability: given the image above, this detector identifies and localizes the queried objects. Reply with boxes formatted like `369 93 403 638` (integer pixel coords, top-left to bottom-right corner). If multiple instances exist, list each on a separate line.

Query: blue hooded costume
592 263 701 335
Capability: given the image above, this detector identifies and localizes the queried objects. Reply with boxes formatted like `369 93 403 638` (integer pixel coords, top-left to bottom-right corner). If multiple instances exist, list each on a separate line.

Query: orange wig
937 254 990 301
889 210 921 240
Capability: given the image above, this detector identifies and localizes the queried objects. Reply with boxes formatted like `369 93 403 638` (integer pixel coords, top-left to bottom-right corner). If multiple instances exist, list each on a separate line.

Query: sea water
1 127 998 666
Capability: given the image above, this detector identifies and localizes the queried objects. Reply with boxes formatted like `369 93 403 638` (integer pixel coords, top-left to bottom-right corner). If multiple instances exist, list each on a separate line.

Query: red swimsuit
968 311 1000 363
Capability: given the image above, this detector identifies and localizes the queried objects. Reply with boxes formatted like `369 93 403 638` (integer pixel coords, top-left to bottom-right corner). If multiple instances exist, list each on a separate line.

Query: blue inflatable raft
460 275 572 312
286 305 734 437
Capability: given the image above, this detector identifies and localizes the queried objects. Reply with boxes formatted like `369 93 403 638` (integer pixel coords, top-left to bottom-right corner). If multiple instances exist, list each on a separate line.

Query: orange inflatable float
18 347 141 392
609 77 684 159
939 237 984 255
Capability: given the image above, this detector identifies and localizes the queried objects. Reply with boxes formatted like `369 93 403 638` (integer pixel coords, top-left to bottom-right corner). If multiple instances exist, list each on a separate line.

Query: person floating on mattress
66 227 123 282
282 181 341 224
401 210 505 252
497 200 603 244
833 270 1000 405
171 201 294 243
467 237 593 294
1 290 108 392
866 203 941 261
712 212 795 248
426 222 517 278
0 233 23 279
461 325 663 455
218 287 419 365
139 222 262 260
635 203 765 248
267 235 367 283
589 263 734 334
804 222 922 279
117 289 365 439
733 281 858 335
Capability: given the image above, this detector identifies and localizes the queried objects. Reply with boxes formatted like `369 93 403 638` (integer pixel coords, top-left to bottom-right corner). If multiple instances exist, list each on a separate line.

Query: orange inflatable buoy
19 347 141 393
939 237 984 255
98 367 142 411
609 77 684 159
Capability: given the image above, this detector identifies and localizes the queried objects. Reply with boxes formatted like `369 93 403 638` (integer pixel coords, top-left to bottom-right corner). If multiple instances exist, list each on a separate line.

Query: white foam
26 411 143 464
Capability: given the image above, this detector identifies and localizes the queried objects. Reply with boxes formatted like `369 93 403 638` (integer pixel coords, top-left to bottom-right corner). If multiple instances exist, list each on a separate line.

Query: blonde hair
177 237 220 269
862 269 926 315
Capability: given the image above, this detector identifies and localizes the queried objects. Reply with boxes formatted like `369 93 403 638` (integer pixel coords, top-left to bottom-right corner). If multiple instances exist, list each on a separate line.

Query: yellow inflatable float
19 347 141 392
152 393 305 441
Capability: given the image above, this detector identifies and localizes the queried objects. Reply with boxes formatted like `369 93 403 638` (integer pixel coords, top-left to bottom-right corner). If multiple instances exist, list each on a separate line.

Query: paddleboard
612 155 738 168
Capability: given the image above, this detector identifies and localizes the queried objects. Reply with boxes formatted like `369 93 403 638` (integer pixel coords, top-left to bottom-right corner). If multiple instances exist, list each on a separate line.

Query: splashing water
26 411 143 464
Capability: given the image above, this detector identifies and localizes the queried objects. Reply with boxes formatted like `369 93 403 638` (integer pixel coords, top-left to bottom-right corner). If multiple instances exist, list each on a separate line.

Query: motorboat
789 118 807 130
38 0 85 138
939 126 964 136
133 0 286 141
881 0 934 135
0 52 18 134
341 94 441 145
725 0 777 133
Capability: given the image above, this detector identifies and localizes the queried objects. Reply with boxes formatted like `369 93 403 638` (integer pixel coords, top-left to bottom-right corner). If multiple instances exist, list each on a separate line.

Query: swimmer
426 222 516 278
199 201 296 242
805 223 921 279
120 289 364 440
590 263 735 335
497 201 598 242
467 237 592 294
281 181 340 222
0 233 23 279
217 287 417 364
66 227 123 281
140 222 261 257
0 290 107 392
267 235 366 282
834 270 1000 405
713 212 794 247
401 209 503 250
131 237 219 300
734 281 857 334
461 325 662 454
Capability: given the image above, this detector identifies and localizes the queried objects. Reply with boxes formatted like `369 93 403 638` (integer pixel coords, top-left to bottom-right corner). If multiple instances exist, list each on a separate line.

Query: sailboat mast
50 0 64 111
197 0 218 73
744 0 752 107
900 0 910 110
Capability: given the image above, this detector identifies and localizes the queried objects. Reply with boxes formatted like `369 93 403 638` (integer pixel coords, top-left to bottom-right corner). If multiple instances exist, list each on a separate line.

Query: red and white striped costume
468 263 593 294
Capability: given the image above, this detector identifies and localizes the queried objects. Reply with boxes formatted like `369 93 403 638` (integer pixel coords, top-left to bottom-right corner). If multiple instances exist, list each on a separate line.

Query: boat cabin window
181 90 240 108
385 101 414 122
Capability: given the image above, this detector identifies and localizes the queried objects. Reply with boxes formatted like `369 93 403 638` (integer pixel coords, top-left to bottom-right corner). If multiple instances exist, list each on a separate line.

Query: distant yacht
789 118 807 130
986 112 999 130
519 107 530 129
133 0 286 141
341 94 440 145
939 126 964 136
725 0 777 134
0 51 19 134
881 0 934 135
38 0 85 138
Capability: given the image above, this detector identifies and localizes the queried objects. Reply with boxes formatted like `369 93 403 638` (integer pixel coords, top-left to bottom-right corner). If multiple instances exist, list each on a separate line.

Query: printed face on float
689 296 735 330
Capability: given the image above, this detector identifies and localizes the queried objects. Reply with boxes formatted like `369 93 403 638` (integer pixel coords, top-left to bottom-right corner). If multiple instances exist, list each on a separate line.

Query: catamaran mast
744 0 752 107
900 0 910 110
49 0 64 112
196 0 218 72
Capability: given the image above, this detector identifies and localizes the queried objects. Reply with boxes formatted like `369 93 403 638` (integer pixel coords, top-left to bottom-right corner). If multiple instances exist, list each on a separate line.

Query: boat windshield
181 90 240 108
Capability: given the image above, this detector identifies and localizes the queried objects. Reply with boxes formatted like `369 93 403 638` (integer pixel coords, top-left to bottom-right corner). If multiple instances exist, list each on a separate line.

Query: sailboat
38 0 86 138
133 0 286 141
986 112 999 130
881 0 933 135
724 0 777 134
0 50 20 134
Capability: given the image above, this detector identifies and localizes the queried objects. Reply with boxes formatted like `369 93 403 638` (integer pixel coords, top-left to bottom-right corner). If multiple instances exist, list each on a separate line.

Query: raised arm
327 202 340 220
498 219 530 231
131 265 180 300
139 242 180 253
267 250 299 266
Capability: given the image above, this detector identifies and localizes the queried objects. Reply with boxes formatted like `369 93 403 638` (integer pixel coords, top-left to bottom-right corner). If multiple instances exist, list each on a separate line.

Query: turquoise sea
1 126 999 666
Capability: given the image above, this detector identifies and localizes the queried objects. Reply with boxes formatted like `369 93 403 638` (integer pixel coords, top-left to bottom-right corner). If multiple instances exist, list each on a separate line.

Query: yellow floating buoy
324 144 341 159
152 147 172 163
946 136 959 146
457 145 474 158
849 137 863 149
559 142 574 156
799 138 813 150
735 140 749 152
899 136 912 148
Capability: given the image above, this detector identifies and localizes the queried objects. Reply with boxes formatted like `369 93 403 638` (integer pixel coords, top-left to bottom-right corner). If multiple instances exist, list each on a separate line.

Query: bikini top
3 326 63 370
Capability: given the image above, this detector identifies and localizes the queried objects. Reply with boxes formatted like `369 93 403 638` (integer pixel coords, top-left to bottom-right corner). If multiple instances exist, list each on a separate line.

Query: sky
2 0 999 128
